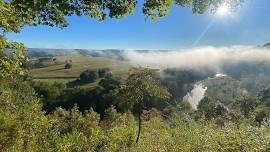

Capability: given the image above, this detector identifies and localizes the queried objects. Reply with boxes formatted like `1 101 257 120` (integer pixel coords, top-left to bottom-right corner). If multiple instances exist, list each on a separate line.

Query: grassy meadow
30 55 132 84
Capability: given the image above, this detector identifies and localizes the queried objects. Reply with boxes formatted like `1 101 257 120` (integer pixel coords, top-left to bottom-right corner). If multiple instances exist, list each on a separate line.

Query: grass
30 55 132 84
32 78 76 84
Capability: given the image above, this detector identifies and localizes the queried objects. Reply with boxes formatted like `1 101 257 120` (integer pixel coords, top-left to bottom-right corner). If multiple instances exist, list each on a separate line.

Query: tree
99 73 120 91
79 69 99 83
234 96 259 118
116 67 171 143
253 104 270 127
98 68 110 78
197 96 217 119
197 96 227 120
3 0 245 29
0 35 26 78
64 63 72 69
258 88 270 106
0 79 48 151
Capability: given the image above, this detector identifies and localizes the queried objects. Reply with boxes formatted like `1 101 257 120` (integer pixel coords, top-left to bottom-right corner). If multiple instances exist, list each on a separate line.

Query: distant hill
263 42 270 48
26 48 165 60
26 48 126 60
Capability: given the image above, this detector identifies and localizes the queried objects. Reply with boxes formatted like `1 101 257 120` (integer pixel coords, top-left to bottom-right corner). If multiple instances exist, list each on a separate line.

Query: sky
6 0 270 50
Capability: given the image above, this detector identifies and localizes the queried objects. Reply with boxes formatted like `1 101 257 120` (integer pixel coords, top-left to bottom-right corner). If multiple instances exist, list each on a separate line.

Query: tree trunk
136 111 141 143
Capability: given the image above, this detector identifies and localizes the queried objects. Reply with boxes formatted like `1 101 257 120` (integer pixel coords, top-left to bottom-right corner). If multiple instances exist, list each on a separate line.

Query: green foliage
31 81 66 111
0 36 26 78
143 0 173 22
197 96 228 120
175 0 245 15
233 95 259 118
116 67 171 143
1 78 270 151
100 106 137 151
1 0 245 33
98 68 110 78
0 0 30 33
0 79 48 151
253 104 270 127
2 0 265 151
203 76 243 106
46 107 103 152
65 63 72 69
31 71 121 116
258 88 270 106
99 73 120 90
116 67 171 111
80 69 99 83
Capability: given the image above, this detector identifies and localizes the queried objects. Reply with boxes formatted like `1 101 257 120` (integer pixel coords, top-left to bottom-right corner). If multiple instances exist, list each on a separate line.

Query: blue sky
7 0 270 50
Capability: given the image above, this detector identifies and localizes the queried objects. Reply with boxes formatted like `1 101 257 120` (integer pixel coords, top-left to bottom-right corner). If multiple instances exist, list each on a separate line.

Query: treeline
31 69 211 116
31 68 119 117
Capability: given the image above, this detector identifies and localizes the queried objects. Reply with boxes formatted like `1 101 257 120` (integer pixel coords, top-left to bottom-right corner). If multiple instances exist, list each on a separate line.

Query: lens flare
216 3 230 16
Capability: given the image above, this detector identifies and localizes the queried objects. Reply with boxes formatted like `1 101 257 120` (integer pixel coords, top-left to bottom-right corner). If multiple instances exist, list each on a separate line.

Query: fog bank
122 46 270 72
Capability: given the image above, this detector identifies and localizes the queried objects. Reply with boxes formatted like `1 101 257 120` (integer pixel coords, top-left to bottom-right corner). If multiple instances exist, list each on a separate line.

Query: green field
30 55 132 83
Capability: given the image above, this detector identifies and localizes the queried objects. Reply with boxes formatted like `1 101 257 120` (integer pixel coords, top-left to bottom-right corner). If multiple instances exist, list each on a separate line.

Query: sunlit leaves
0 36 26 78
143 0 173 22
1 0 246 33
105 0 137 19
209 0 245 13
116 67 171 110
0 0 30 33
8 0 137 29
0 79 48 151
174 0 245 15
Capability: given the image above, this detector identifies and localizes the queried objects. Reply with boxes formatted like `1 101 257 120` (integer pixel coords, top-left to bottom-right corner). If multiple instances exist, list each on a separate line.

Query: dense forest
2 0 270 151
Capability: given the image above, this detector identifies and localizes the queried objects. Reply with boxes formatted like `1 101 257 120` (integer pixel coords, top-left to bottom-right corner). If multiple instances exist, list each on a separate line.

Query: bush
0 79 48 151
47 106 103 151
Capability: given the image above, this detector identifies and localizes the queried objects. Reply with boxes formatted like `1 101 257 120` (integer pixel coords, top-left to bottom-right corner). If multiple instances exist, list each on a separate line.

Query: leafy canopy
0 35 26 78
116 67 171 111
1 0 245 33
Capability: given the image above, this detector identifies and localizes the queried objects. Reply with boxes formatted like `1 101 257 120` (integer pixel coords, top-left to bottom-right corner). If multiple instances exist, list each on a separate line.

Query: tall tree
116 67 171 143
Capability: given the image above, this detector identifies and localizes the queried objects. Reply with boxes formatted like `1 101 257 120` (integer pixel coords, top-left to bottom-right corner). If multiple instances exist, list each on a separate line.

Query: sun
216 3 230 16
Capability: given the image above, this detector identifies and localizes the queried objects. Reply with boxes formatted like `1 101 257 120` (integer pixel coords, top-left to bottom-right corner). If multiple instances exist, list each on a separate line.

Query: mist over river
183 83 207 109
